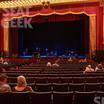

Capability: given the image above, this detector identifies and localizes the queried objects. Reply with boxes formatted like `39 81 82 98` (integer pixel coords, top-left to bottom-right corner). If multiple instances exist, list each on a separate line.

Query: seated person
95 64 104 72
52 58 60 67
0 74 11 92
46 62 52 67
12 75 33 92
83 64 94 73
83 58 87 62
68 57 73 62
0 57 4 64
3 61 8 65
79 58 87 63
52 62 59 67
55 58 60 63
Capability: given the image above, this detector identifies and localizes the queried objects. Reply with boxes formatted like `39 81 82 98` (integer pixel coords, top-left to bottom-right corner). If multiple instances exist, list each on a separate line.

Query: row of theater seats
0 60 31 69
29 62 97 67
7 76 104 83
9 82 104 92
5 72 104 78
16 61 97 71
0 59 97 71
0 91 104 104
4 70 83 74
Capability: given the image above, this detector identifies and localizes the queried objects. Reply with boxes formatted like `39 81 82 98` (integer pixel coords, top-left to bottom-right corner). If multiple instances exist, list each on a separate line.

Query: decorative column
3 20 9 56
89 14 96 57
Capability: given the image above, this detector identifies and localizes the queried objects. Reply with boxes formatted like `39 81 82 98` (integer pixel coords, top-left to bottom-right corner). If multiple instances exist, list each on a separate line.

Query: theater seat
69 83 84 92
99 83 104 91
52 91 73 104
85 77 98 83
72 77 85 83
11 92 30 104
30 91 52 104
52 83 69 92
74 91 95 104
0 92 11 104
35 83 52 92
85 83 100 91
93 91 104 104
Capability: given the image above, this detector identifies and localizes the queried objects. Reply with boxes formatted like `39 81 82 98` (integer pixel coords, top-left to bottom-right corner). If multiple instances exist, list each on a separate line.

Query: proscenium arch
3 11 96 57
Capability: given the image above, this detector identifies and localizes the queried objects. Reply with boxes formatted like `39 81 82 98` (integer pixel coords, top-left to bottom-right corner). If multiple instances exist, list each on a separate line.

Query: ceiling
0 0 99 9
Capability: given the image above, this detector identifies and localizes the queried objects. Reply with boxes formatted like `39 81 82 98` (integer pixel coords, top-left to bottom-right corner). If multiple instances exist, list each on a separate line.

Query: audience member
12 75 33 92
0 57 4 64
52 58 60 67
95 64 104 72
79 58 87 63
83 64 94 73
3 61 8 65
52 62 59 67
47 62 52 67
68 57 73 62
0 74 11 92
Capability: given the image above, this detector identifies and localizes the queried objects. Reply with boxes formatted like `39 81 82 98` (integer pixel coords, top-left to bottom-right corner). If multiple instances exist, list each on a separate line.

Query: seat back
0 92 11 104
85 83 100 91
35 83 52 92
52 83 69 92
53 91 73 104
99 83 104 91
74 91 95 104
85 77 98 83
72 77 85 83
30 91 52 104
69 83 84 92
11 92 30 104
94 91 104 104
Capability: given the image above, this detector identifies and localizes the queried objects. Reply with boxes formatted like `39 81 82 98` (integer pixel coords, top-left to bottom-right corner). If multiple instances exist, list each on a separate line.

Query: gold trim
3 11 96 56
100 0 104 6
3 21 9 55
0 0 99 9
5 11 96 21
89 15 96 57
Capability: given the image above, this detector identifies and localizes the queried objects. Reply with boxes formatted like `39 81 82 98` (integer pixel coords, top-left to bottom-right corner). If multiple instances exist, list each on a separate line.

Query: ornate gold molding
0 0 99 9
100 0 104 6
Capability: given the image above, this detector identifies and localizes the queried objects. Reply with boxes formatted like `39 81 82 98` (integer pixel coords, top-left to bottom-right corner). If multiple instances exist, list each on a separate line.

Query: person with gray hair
12 75 33 92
